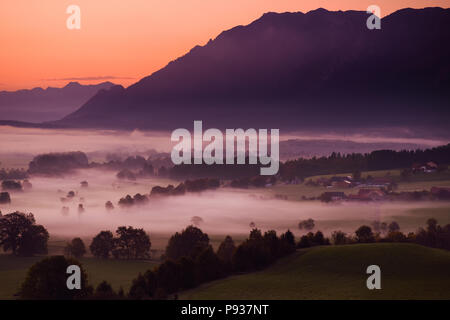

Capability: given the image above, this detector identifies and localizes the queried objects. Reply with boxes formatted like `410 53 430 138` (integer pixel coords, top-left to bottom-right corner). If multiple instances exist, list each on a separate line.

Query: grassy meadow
0 253 159 300
180 243 450 300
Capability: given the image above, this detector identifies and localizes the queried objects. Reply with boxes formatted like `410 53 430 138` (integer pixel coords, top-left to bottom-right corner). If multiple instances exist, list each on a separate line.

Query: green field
180 243 450 300
0 254 159 300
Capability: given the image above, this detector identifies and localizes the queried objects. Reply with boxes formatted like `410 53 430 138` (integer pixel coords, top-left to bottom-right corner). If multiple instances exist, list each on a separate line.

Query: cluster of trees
91 154 172 177
298 218 315 231
65 237 87 258
280 144 450 180
298 224 405 247
415 219 450 250
151 178 220 196
151 178 220 195
19 255 125 300
20 144 450 183
232 229 296 272
128 226 296 299
184 178 220 192
116 169 137 181
0 168 28 180
0 192 11 204
297 231 329 248
0 212 49 256
28 151 89 175
118 193 149 207
296 219 450 250
150 183 186 196
159 144 450 181
1 180 23 191
115 165 155 181
116 178 221 208
89 227 151 259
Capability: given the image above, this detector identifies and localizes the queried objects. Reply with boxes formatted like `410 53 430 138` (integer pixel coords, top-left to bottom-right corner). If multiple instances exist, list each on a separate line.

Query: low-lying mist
0 126 446 168
1 168 447 249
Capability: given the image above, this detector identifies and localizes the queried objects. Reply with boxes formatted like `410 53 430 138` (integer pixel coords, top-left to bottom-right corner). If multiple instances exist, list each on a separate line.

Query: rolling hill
180 243 450 299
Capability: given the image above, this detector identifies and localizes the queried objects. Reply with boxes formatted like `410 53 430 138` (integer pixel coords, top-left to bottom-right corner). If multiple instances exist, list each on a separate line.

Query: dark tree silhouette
19 256 92 300
297 231 330 248
92 281 118 300
0 192 11 204
217 235 236 264
128 270 158 300
232 228 272 272
388 221 400 233
155 260 182 294
0 212 48 256
298 218 315 231
195 246 224 283
105 201 114 210
90 230 115 258
280 229 296 254
355 225 375 243
1 180 22 191
65 237 86 258
178 256 197 289
112 226 151 260
331 230 348 245
165 226 209 260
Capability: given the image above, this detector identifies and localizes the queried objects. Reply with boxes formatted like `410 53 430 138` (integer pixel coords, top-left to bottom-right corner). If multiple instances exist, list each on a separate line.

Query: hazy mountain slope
0 82 115 122
57 8 450 130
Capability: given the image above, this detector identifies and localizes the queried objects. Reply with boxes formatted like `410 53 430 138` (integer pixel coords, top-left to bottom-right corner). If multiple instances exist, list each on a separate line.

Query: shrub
355 225 375 243
165 226 209 260
19 256 91 299
65 238 86 258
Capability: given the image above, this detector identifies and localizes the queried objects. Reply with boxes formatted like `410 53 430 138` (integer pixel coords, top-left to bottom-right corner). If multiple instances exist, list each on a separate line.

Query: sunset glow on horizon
1 0 449 91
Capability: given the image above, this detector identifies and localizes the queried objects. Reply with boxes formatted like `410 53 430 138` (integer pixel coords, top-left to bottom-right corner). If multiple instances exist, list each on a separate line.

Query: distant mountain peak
35 8 450 132
0 81 116 123
64 81 82 88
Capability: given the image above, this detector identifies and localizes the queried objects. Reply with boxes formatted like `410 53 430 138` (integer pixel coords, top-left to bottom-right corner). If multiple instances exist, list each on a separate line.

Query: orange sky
0 0 448 91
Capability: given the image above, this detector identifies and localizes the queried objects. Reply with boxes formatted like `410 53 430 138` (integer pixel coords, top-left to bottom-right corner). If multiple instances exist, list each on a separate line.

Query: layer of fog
0 126 447 168
1 169 448 248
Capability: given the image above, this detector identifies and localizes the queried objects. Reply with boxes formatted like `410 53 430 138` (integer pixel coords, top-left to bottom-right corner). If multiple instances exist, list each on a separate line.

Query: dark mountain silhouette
0 81 115 122
48 8 450 130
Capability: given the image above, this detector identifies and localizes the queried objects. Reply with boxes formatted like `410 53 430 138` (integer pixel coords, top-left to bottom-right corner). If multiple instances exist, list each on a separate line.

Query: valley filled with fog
1 126 449 251
3 168 448 248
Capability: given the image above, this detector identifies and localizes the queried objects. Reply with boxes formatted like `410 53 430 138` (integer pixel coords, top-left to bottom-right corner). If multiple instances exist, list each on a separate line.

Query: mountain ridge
7 7 450 131
0 81 115 123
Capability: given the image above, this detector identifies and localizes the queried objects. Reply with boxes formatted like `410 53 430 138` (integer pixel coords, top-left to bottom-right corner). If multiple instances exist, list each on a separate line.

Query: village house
412 161 438 173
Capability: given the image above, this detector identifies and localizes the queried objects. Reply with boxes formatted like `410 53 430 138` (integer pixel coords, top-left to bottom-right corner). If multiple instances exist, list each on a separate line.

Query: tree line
127 226 296 299
2 211 449 299
165 144 450 180
280 144 450 180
